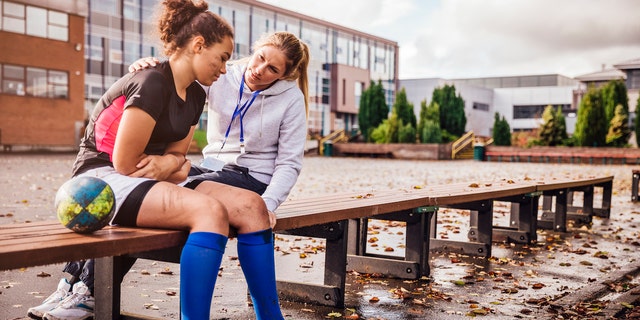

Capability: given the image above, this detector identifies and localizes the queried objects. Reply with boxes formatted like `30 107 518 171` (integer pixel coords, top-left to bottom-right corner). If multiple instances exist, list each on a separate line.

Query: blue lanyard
220 74 262 154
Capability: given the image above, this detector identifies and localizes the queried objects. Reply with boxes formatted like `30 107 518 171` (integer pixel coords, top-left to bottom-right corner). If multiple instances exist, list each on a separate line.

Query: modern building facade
402 60 639 138
0 0 87 149
401 74 581 137
83 0 398 138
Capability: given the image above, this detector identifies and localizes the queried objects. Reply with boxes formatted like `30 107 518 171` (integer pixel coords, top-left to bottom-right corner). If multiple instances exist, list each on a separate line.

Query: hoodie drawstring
259 95 265 139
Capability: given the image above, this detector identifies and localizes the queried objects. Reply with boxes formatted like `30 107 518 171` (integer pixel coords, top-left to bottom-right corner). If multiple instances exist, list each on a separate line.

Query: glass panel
123 41 140 65
26 67 47 97
92 0 118 15
91 85 103 98
2 80 23 94
234 10 249 56
123 2 139 20
4 65 24 79
26 6 46 37
89 46 103 61
49 70 68 99
48 11 68 27
49 70 68 85
3 2 24 18
3 16 24 33
48 25 68 41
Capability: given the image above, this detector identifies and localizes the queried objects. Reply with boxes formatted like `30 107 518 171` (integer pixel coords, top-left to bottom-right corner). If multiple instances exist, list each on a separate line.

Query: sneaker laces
57 285 92 309
42 286 70 304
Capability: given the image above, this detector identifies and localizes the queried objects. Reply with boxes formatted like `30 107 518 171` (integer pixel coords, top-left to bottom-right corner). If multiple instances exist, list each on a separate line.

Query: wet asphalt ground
1 151 640 319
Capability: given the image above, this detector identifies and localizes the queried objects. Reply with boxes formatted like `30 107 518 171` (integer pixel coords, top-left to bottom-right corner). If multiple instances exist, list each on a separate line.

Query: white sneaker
43 281 94 320
27 278 72 319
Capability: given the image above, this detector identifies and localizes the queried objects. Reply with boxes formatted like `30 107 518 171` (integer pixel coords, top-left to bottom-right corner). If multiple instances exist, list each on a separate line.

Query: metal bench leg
468 201 493 256
493 193 540 244
633 172 640 202
430 200 493 257
348 207 435 279
347 218 366 256
94 255 137 320
404 208 434 277
595 180 612 218
539 189 568 232
277 221 347 307
553 190 568 232
567 187 594 226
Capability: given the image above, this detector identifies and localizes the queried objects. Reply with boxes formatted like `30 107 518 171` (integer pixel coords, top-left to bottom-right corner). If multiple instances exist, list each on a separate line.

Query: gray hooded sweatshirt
201 63 307 213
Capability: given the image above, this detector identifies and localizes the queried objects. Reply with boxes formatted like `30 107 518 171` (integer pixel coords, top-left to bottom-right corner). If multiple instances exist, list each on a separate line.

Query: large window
473 102 489 111
2 64 25 95
1 1 68 41
513 104 571 119
354 81 363 110
0 64 68 99
627 69 640 90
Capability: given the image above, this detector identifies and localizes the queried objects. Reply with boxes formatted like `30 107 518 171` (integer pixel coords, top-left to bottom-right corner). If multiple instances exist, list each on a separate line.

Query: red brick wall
0 14 85 147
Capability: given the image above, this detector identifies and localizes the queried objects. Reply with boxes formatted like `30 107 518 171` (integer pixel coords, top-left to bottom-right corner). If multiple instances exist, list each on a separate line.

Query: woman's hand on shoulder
128 57 160 73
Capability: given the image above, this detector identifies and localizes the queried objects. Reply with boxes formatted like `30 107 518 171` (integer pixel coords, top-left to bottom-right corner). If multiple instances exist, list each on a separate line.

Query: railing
318 129 347 155
451 131 474 159
484 138 494 146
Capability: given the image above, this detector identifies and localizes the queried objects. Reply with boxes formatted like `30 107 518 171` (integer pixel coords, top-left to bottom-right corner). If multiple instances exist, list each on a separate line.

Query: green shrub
193 129 208 150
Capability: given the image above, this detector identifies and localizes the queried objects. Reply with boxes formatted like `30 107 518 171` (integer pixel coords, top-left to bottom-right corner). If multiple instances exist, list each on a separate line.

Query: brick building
0 0 87 150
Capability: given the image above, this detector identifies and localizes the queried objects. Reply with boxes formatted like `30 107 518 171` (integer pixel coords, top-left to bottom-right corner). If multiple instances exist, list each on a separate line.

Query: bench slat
0 222 186 271
531 175 613 191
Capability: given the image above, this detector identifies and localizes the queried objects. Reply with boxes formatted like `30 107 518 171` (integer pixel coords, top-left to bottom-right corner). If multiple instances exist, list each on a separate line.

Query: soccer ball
55 176 115 234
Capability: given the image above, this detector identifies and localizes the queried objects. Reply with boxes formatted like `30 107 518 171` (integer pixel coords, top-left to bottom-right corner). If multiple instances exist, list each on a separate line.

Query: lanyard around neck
220 73 262 154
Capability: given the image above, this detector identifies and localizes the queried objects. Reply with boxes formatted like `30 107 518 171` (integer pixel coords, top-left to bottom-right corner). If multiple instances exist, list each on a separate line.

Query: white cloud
259 0 640 79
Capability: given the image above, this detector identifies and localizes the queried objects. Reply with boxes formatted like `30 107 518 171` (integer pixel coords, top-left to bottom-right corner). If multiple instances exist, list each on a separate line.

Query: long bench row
0 174 613 319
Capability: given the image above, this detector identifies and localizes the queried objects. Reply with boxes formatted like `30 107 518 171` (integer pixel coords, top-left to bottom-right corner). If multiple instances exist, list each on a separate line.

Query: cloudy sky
258 0 640 80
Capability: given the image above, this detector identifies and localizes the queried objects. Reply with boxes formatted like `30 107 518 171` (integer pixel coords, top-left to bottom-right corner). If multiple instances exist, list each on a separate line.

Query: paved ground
1 152 640 319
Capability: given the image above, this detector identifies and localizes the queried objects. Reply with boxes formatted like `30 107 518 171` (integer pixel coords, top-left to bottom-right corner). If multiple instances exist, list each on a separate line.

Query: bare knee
190 198 229 234
229 190 270 232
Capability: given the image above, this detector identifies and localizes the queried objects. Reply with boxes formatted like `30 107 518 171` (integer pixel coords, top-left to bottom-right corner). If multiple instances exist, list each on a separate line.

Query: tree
492 112 511 146
392 88 416 129
370 113 399 144
417 100 442 143
606 104 631 147
358 80 388 142
431 84 466 139
538 105 567 146
417 99 428 141
420 120 442 143
601 79 628 126
555 107 568 144
574 86 607 147
390 88 417 143
398 121 417 143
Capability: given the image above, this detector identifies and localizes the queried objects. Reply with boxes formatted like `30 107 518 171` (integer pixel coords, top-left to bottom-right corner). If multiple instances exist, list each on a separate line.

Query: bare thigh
193 180 270 234
136 181 229 235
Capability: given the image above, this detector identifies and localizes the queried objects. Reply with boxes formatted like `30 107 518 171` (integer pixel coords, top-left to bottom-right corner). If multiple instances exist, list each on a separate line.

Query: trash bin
323 140 333 157
473 145 485 161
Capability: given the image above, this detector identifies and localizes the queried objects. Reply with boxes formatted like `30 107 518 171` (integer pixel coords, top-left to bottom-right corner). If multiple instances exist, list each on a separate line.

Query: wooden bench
0 174 615 319
0 188 440 318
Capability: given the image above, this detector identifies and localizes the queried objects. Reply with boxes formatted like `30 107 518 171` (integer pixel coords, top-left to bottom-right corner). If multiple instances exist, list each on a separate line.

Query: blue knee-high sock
237 229 284 320
180 232 228 320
